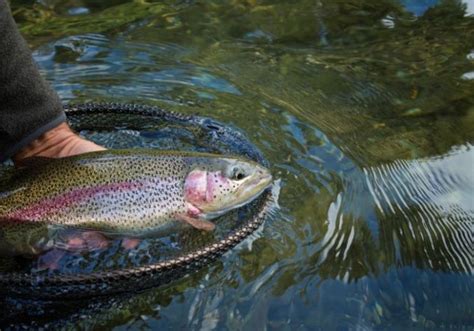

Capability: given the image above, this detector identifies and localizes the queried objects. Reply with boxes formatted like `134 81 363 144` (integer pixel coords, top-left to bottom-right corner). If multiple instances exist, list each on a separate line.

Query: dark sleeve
0 0 66 162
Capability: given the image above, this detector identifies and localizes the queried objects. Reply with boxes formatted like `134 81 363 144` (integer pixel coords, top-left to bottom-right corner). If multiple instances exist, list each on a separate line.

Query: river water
5 0 474 329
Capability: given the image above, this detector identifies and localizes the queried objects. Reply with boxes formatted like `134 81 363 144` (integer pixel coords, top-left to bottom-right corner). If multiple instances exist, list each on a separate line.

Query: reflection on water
2 0 474 329
365 144 473 273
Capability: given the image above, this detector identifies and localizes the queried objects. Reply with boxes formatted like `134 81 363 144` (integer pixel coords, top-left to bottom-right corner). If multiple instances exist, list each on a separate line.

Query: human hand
13 122 106 167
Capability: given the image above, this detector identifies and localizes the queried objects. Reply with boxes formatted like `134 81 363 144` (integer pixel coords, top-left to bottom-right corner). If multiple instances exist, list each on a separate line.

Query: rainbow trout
0 149 272 256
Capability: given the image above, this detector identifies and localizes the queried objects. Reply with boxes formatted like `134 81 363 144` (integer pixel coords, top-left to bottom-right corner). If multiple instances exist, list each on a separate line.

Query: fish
0 149 272 256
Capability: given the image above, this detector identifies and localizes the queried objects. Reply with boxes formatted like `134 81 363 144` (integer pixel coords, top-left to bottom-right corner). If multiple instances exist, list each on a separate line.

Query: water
4 0 474 329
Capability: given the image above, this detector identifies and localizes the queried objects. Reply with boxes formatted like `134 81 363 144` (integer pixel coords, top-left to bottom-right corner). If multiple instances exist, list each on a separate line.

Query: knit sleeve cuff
0 112 67 162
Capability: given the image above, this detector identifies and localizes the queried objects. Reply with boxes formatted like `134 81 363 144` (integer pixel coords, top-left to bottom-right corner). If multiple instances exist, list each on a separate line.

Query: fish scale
1 153 189 230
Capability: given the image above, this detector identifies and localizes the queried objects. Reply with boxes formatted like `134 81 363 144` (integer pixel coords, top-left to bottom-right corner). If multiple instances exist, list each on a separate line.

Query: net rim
0 102 274 299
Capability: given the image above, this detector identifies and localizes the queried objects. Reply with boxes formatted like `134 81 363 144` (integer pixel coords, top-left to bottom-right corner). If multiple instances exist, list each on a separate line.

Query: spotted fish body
0 149 272 255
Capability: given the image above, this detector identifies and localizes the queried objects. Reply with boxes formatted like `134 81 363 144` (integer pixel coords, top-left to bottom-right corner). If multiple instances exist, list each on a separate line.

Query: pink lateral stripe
5 181 144 222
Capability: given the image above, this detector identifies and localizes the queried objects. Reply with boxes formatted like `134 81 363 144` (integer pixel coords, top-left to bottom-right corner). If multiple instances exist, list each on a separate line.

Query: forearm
0 0 65 162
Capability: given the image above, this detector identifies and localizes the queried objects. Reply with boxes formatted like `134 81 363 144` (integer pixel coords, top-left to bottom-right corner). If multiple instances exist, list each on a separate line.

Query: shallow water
4 0 474 329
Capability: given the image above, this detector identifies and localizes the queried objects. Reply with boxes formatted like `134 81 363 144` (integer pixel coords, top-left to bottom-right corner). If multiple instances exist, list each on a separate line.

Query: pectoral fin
36 249 65 271
176 214 216 231
54 230 110 252
121 238 141 250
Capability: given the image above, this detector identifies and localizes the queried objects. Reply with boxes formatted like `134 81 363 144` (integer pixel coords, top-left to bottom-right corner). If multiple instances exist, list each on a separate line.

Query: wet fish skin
0 149 272 255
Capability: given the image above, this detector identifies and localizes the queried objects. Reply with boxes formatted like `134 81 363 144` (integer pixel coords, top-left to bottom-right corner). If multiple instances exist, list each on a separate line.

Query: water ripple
33 34 240 103
364 143 474 274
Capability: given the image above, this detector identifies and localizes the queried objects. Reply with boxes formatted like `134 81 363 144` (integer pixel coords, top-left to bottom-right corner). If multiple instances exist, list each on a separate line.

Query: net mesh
0 103 275 299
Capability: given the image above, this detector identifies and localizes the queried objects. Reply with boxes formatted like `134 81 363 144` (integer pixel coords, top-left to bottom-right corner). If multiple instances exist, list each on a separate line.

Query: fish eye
231 167 246 180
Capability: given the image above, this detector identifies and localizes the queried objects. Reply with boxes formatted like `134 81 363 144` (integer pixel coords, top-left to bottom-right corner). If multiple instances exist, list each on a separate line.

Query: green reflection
4 0 474 329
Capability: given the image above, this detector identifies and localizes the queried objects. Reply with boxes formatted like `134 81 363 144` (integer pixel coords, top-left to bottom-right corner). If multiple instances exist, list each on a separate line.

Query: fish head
184 157 272 219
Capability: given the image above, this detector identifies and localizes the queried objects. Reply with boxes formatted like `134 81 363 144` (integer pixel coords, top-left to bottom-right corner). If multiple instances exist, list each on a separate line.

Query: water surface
4 0 474 329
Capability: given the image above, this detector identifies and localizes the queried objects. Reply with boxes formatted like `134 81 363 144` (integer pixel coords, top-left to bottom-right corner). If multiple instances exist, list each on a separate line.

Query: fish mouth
240 173 272 199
